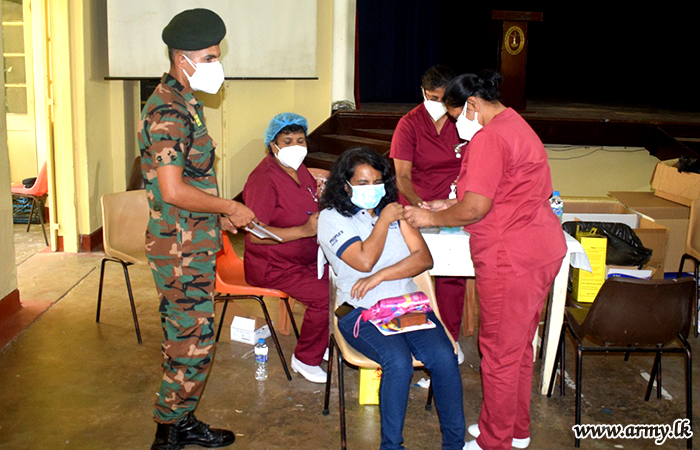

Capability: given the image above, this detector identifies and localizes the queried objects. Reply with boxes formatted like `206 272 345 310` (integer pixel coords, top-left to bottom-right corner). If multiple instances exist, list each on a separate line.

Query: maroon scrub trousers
390 103 467 340
243 155 329 366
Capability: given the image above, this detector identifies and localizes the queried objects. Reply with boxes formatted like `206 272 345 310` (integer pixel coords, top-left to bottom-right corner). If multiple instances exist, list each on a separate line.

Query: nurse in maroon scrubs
390 65 468 360
242 113 329 383
405 71 566 450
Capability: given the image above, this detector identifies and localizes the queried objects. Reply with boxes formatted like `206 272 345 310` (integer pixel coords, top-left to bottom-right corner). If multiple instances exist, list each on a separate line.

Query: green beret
162 8 226 51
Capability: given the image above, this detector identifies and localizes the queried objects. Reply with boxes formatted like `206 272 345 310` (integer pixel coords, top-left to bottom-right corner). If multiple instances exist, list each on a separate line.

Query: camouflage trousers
148 252 217 423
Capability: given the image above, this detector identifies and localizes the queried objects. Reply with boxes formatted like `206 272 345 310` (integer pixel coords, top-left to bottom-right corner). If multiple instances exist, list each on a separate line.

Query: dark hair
421 65 456 91
168 47 196 66
320 147 398 217
443 69 503 108
268 124 308 153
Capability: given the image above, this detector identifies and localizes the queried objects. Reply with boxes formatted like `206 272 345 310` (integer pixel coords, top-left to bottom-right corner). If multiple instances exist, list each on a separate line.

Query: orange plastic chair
215 232 299 381
11 162 49 245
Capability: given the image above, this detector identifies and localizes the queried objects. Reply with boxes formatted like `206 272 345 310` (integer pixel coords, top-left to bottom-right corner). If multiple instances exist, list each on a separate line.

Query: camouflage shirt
138 73 221 259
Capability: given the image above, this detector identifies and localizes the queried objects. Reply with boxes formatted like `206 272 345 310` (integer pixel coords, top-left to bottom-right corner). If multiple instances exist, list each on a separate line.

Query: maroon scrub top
456 108 566 277
242 154 320 284
390 103 463 204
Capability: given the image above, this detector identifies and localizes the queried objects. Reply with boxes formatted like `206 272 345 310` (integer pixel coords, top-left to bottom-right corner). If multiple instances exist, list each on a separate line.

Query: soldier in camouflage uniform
138 8 255 450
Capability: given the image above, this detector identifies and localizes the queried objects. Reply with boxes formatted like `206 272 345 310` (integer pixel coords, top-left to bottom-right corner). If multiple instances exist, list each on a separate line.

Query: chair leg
685 343 692 450
575 344 583 448
645 353 661 401
120 261 142 345
252 295 293 381
281 297 300 339
337 349 347 450
215 299 230 342
679 254 700 338
36 196 48 246
539 288 553 360
425 375 433 411
26 197 36 233
694 261 699 338
548 326 565 397
96 258 142 344
96 258 108 323
323 334 336 415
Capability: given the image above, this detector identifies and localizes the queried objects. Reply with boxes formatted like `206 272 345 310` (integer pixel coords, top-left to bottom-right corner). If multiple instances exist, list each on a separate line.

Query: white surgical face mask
274 144 308 171
183 55 225 94
422 89 447 121
347 182 386 210
455 102 483 141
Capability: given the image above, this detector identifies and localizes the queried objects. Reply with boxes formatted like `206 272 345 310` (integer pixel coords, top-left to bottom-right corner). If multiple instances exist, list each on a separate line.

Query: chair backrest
126 156 145 191
686 198 700 260
101 190 149 264
578 277 695 346
215 232 246 286
25 162 48 196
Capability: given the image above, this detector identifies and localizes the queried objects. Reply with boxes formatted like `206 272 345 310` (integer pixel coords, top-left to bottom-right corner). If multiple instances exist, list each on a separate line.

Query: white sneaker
468 424 531 449
457 342 465 365
291 354 327 383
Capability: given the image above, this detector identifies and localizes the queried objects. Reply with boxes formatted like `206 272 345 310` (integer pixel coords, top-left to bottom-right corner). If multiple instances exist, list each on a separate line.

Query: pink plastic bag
353 292 432 337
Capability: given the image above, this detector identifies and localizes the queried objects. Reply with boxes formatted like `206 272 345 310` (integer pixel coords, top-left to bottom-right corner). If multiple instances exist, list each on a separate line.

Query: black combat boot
177 412 235 448
150 413 235 450
150 421 181 450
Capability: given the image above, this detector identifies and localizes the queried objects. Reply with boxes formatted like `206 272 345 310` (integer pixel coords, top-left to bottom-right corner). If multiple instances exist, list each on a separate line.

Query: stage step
349 128 395 141
319 134 391 154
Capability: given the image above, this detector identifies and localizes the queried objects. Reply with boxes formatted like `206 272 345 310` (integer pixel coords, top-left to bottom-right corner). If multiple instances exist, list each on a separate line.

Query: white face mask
274 144 308 171
455 102 483 141
183 55 225 94
422 89 447 121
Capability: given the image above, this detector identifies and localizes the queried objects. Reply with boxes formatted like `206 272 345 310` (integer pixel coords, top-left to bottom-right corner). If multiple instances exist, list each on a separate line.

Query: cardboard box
610 191 689 273
651 159 700 206
571 230 607 302
359 367 382 405
228 304 271 345
562 198 669 279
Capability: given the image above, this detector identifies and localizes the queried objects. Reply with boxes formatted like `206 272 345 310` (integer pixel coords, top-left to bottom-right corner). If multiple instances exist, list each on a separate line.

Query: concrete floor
1 224 697 449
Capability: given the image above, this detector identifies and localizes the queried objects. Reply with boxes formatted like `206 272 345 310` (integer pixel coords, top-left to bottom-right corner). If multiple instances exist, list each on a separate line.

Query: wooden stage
306 100 700 170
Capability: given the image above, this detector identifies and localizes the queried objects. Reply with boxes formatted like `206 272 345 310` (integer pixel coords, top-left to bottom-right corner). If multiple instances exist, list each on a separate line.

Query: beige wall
547 145 660 198
218 0 334 199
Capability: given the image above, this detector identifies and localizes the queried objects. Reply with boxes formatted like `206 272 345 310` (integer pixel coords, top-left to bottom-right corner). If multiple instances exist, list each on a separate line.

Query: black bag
562 221 653 268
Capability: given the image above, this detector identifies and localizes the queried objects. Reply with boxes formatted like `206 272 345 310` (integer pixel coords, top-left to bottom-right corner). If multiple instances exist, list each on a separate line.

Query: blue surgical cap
264 113 308 148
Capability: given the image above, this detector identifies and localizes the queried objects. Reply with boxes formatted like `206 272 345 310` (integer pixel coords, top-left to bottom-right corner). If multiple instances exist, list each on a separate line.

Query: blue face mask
347 182 386 210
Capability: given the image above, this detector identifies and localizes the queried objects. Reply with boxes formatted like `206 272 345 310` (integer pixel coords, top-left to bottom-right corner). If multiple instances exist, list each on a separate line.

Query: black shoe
150 413 235 450
151 421 181 450
177 412 235 448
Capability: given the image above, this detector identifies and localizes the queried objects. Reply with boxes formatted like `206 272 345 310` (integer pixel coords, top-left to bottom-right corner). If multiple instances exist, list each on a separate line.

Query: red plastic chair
11 162 49 245
215 232 299 380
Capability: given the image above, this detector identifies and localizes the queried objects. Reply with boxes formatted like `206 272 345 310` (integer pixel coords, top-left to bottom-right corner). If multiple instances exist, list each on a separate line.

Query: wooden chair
548 277 694 449
96 190 150 344
322 269 456 450
214 232 299 380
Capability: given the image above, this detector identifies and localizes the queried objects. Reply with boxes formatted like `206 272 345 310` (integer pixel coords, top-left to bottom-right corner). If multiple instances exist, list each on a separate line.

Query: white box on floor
230 312 271 345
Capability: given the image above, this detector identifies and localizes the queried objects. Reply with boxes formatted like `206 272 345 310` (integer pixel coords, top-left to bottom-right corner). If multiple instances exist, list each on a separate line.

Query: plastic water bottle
254 338 268 381
550 190 564 223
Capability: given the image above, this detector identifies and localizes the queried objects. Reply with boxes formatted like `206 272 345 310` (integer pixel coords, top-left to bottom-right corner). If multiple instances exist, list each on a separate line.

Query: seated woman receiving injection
317 147 466 450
